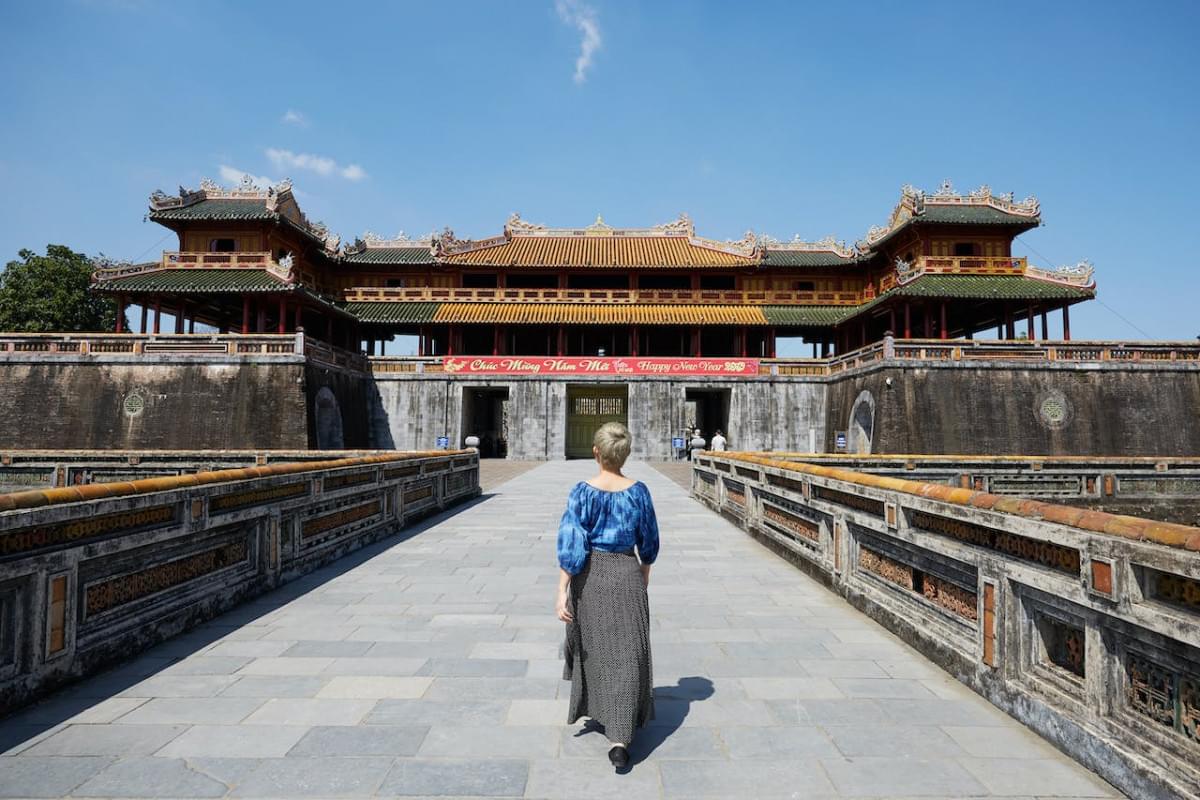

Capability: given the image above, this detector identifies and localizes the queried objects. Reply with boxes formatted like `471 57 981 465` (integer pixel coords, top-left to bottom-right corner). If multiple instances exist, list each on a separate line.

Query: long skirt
562 549 654 744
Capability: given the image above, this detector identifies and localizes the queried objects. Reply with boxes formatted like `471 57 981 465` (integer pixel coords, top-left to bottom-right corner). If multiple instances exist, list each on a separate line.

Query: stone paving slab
0 460 1123 798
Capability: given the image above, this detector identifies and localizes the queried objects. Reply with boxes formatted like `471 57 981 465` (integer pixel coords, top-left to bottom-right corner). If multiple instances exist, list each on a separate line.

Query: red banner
440 356 760 376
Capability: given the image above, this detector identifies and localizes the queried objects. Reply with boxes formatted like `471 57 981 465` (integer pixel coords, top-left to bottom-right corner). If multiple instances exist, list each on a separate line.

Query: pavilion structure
92 179 1096 357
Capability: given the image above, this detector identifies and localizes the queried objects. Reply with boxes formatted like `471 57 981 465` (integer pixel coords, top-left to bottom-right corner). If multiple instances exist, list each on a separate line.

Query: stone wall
825 361 1200 456
0 451 479 713
369 375 827 459
694 452 1200 800
0 359 309 451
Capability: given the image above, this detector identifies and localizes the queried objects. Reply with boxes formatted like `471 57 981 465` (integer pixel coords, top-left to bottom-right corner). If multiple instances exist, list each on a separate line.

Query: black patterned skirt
562 549 655 744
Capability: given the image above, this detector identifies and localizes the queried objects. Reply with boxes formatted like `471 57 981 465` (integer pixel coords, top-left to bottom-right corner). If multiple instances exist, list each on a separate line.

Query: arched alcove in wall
314 386 345 450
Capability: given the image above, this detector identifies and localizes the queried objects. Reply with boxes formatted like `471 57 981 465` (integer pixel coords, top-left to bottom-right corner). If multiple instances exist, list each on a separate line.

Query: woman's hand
556 586 573 623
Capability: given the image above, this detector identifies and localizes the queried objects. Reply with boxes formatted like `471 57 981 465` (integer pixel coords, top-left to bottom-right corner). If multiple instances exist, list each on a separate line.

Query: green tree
0 245 126 332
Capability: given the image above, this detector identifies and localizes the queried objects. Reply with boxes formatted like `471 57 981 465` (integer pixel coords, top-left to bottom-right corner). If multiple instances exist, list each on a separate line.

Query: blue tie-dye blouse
556 480 660 575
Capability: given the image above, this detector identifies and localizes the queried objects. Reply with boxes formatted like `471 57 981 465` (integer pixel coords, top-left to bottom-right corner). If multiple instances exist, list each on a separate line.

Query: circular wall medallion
1037 391 1072 430
123 392 145 418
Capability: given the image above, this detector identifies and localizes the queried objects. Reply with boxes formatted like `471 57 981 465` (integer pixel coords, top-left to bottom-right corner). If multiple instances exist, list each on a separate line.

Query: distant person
711 429 727 451
688 428 705 460
556 422 659 772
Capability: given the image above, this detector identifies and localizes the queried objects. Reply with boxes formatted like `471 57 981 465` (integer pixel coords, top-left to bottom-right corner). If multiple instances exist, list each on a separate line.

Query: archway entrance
566 384 628 459
684 387 730 447
461 387 510 458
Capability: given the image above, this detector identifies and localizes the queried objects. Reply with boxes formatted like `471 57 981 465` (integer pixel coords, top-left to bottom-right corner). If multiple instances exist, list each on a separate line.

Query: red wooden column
940 301 948 340
904 303 911 339
1062 305 1071 341
139 304 148 334
447 325 456 356
740 326 747 358
241 296 251 334
256 300 266 334
557 326 566 356
115 296 126 333
492 326 500 356
923 302 932 338
1026 304 1035 340
631 325 639 357
1041 311 1049 341
174 303 184 334
294 302 303 332
693 326 702 357
768 328 777 358
277 296 287 334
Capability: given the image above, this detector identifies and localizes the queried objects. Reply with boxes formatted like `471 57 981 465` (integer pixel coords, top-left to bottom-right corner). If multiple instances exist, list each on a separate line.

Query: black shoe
608 744 629 770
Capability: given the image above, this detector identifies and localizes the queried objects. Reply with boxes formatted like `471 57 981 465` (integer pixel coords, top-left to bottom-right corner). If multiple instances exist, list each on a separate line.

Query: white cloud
555 0 601 84
265 148 367 181
218 165 276 188
281 109 308 126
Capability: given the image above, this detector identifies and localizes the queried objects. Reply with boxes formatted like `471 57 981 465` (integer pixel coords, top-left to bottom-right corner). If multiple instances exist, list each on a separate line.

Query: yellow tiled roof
432 304 770 325
440 237 758 268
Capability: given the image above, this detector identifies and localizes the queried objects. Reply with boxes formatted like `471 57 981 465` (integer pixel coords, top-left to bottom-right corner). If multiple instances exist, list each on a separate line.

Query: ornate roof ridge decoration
1026 259 1096 288
346 230 438 255
857 180 1041 250
437 213 758 258
759 234 859 259
149 175 295 211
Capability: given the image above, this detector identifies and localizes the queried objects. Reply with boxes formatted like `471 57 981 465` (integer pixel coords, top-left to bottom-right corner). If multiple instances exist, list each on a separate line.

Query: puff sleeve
635 482 660 565
556 483 590 575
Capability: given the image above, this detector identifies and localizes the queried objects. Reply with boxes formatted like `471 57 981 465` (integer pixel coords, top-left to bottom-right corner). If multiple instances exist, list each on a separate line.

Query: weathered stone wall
825 362 1200 456
0 359 309 451
370 375 827 459
304 362 373 449
694 452 1200 800
0 451 479 713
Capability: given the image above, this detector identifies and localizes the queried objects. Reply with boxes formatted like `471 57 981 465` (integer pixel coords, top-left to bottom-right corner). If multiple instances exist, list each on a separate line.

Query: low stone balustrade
693 451 1200 800
0 450 479 713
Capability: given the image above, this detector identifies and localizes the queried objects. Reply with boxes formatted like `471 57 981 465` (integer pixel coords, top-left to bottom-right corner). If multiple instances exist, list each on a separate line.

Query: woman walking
556 422 659 771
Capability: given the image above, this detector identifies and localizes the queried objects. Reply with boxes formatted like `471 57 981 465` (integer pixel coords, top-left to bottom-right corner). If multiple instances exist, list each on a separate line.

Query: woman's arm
640 563 651 587
556 568 573 622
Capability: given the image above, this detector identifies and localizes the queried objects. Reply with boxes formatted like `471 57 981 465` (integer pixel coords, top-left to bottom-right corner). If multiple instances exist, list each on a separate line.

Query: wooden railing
342 286 864 306
92 252 292 284
693 452 1200 800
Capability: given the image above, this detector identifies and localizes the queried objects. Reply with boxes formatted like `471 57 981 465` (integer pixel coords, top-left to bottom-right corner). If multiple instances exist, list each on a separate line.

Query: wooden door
566 385 628 458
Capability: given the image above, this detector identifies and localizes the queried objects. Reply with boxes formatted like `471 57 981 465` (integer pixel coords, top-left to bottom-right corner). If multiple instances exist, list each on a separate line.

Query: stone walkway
0 461 1122 799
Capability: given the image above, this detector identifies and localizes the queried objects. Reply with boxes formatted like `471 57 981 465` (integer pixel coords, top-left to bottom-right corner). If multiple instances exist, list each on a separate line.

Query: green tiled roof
867 204 1040 249
918 205 1040 226
343 247 435 265
344 302 439 324
762 306 852 326
97 269 290 293
148 200 275 222
893 274 1093 300
761 250 860 268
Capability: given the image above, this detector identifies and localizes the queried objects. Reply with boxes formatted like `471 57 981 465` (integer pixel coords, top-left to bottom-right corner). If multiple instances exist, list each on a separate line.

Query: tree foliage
0 245 126 332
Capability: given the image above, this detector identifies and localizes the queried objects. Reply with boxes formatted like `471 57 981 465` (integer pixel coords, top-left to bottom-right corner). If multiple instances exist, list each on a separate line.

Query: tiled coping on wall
694 451 1200 800
0 450 480 713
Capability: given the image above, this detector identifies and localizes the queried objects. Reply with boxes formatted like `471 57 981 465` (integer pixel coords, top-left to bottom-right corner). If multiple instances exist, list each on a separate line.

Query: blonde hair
593 422 632 469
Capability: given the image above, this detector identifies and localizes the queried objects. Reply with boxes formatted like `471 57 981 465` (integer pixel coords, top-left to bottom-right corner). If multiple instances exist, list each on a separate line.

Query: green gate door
566 385 628 459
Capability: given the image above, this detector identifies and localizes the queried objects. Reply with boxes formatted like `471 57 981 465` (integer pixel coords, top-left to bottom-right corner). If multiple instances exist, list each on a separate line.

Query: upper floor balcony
92 252 294 285
342 286 865 306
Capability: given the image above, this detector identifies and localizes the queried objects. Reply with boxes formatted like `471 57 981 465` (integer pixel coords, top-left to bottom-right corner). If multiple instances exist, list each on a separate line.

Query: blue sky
2 0 1198 350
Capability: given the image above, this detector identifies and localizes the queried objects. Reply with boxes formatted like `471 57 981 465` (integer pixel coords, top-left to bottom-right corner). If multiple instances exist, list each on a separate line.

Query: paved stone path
1 461 1122 799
